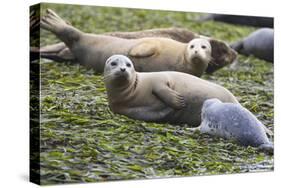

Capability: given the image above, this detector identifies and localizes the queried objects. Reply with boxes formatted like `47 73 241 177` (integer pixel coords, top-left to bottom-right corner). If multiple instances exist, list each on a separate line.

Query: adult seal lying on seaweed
231 28 273 62
193 98 273 154
35 10 237 74
40 9 212 77
104 55 238 127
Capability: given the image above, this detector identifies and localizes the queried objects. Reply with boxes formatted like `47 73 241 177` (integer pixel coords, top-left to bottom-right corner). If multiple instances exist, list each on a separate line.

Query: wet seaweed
38 4 273 185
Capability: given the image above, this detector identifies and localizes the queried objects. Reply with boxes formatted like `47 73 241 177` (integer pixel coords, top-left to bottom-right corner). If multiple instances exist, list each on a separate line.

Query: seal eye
190 45 194 49
126 63 131 67
201 45 206 49
111 62 117 66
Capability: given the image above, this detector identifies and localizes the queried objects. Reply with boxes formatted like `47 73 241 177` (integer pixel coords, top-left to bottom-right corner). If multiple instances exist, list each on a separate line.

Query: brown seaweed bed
32 3 273 185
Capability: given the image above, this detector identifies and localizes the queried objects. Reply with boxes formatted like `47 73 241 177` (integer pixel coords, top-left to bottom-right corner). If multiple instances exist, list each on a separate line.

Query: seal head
185 38 212 76
104 54 136 86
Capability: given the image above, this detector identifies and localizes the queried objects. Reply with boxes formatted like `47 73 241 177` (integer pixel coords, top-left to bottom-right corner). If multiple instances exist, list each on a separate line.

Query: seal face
199 98 273 153
186 39 211 74
104 55 135 85
104 55 238 127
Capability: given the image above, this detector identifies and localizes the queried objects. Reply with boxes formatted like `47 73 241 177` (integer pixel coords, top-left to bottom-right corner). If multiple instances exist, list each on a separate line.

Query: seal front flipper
129 42 156 58
152 84 186 110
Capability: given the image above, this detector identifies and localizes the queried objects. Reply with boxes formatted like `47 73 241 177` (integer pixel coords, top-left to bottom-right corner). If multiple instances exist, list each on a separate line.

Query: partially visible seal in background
199 14 273 28
193 98 273 154
104 55 238 127
33 13 237 73
230 28 273 62
40 9 212 77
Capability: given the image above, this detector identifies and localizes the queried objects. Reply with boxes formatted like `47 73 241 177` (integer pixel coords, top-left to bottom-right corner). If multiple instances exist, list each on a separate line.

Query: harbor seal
194 98 273 153
40 9 211 77
35 10 237 73
231 28 273 62
104 55 238 127
199 14 273 28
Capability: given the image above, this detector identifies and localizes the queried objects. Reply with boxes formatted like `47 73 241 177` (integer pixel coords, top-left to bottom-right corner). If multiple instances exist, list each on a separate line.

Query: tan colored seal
35 27 236 74
104 55 238 127
41 9 212 77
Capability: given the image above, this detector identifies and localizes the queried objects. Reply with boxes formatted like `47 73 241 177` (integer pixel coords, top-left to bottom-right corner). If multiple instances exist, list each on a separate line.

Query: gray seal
231 28 273 62
195 98 273 153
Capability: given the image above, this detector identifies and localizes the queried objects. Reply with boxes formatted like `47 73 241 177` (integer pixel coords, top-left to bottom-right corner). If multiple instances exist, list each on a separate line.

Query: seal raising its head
104 55 136 85
186 38 212 68
36 27 236 74
40 9 212 77
104 55 238 127
197 98 273 154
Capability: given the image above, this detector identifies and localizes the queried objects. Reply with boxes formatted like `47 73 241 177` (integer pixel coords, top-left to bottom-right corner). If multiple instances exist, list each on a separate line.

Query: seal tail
258 143 273 155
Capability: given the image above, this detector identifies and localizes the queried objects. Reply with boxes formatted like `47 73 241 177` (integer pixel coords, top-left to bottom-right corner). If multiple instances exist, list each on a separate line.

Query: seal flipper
39 43 74 62
258 143 273 155
129 42 156 58
41 9 83 47
152 84 186 110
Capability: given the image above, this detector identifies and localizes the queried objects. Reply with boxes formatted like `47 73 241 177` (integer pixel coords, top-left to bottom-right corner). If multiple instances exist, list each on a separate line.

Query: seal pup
193 98 273 153
104 55 238 127
231 28 273 62
199 14 273 28
35 11 237 73
40 9 212 77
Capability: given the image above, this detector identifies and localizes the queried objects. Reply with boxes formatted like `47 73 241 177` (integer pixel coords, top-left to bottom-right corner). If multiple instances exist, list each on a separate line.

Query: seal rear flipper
40 42 67 53
258 143 273 155
39 43 74 62
41 51 74 62
152 84 186 110
129 42 156 58
41 9 83 46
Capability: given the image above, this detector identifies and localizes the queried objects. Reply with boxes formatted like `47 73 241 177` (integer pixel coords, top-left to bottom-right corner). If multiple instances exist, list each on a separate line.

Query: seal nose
120 67 126 72
195 50 198 54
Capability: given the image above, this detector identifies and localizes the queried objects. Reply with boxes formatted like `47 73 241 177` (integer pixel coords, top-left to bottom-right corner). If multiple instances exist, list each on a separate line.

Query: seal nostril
120 68 126 72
